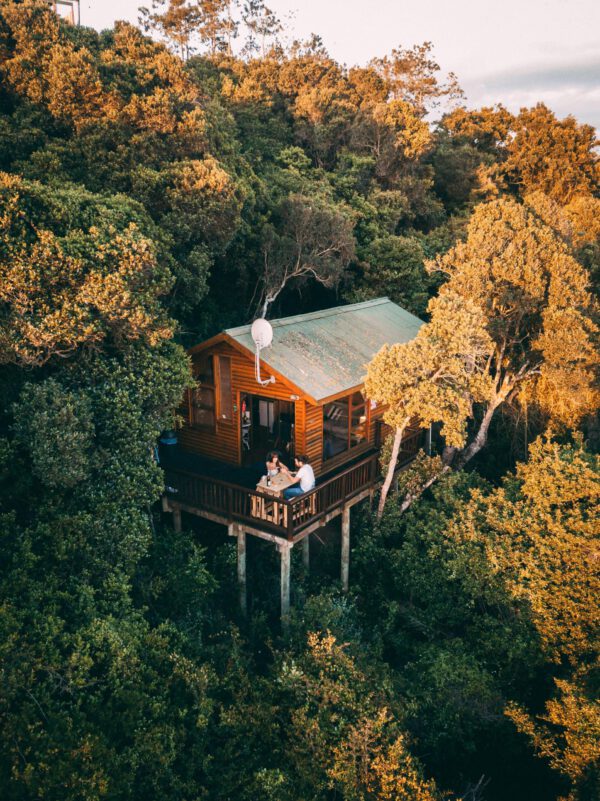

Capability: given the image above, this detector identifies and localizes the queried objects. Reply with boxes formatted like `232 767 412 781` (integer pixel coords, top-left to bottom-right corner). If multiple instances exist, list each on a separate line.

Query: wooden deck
162 428 423 542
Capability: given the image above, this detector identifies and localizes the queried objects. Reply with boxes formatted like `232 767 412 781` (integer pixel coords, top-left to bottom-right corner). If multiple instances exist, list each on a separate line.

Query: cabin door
240 394 295 467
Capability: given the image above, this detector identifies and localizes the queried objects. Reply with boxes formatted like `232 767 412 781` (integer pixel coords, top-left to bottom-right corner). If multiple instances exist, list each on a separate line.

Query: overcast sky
77 0 600 129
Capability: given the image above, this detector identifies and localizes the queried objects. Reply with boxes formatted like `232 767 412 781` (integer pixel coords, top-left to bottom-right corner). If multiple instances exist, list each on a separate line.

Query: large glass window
190 355 215 430
323 392 368 461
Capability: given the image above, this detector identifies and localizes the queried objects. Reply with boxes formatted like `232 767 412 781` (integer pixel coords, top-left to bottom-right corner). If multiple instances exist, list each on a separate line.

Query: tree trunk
377 424 405 519
453 400 499 469
396 396 505 516
398 463 452 513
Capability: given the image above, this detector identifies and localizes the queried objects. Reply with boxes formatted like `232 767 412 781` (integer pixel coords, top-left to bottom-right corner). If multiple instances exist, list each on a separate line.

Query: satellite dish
251 318 275 386
251 318 273 349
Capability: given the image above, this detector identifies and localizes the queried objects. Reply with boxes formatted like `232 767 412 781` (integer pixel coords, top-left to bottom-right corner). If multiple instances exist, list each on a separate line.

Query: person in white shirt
282 455 315 499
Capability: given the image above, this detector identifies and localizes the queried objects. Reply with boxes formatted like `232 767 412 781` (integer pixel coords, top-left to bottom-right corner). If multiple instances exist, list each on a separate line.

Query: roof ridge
225 297 390 336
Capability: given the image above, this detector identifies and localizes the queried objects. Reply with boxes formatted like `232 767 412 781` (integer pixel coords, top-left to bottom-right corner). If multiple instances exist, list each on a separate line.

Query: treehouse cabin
177 298 423 475
162 298 425 624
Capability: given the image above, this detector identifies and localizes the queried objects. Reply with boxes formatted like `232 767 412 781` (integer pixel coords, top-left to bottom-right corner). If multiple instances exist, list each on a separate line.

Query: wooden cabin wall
179 341 303 465
177 341 239 463
305 403 324 474
295 401 324 475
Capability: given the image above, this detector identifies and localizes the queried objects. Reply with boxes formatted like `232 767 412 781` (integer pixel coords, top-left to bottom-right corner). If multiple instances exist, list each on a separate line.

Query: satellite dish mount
251 318 275 387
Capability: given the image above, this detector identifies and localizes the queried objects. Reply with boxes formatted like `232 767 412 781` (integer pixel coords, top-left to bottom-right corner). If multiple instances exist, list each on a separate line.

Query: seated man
282 455 315 499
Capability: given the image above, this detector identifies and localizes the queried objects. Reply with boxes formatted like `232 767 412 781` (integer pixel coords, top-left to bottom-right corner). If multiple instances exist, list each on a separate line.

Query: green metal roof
225 298 423 402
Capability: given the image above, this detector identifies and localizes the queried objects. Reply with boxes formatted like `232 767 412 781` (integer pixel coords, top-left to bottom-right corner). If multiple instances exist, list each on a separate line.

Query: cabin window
217 356 233 421
323 391 368 461
350 391 368 447
190 355 215 431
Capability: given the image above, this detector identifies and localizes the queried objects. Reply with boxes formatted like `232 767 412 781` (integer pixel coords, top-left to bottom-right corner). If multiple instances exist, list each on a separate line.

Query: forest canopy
0 2 598 801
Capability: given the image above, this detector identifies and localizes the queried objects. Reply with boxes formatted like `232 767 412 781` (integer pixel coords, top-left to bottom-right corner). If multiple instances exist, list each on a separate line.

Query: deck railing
164 428 423 539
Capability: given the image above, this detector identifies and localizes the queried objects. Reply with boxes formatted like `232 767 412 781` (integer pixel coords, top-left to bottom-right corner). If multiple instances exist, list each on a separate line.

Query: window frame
189 354 216 432
323 391 370 462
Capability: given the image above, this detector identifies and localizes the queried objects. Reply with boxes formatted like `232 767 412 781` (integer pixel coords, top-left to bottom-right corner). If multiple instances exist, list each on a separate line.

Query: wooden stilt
341 505 350 593
302 535 310 571
172 506 182 533
236 526 247 616
280 542 291 630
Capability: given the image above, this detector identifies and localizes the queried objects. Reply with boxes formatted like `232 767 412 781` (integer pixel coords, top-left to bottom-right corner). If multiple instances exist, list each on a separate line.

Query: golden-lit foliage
462 438 600 663
565 194 600 248
351 100 432 171
330 709 439 801
503 105 599 205
430 196 599 427
0 2 204 139
0 4 599 798
442 103 599 206
507 669 600 791
446 438 600 796
284 632 440 801
443 104 514 149
165 156 242 243
365 291 492 515
370 42 464 117
365 292 492 445
0 173 174 366
368 195 598 515
218 50 438 170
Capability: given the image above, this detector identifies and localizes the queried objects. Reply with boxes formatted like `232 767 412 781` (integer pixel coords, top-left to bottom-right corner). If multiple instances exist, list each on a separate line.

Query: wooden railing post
374 419 381 448
227 486 233 521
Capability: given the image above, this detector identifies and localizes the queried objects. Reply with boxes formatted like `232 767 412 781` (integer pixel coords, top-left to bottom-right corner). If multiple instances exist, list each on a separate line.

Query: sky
77 0 600 129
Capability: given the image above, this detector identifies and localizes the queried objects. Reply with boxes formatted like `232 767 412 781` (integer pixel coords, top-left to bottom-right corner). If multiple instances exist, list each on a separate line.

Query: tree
370 42 464 118
0 173 175 366
139 0 201 60
503 104 599 205
365 292 493 516
449 438 600 800
439 104 599 207
140 0 238 57
350 234 429 315
350 99 433 184
0 154 216 799
241 0 282 58
366 196 598 515
257 193 355 317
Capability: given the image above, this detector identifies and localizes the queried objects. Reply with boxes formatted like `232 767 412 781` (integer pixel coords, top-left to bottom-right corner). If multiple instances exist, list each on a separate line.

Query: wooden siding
294 399 306 458
179 341 302 466
305 403 323 474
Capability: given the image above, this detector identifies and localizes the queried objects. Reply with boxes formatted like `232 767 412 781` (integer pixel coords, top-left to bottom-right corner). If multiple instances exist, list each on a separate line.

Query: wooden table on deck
251 472 295 526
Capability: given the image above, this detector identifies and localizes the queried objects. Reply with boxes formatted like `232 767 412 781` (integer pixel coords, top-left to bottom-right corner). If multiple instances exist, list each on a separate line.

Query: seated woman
282 455 315 499
266 450 286 477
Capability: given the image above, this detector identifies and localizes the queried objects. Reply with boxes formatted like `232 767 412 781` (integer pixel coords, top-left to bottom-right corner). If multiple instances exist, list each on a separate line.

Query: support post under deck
302 535 310 571
235 525 247 616
279 541 291 631
172 505 182 533
341 505 350 593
